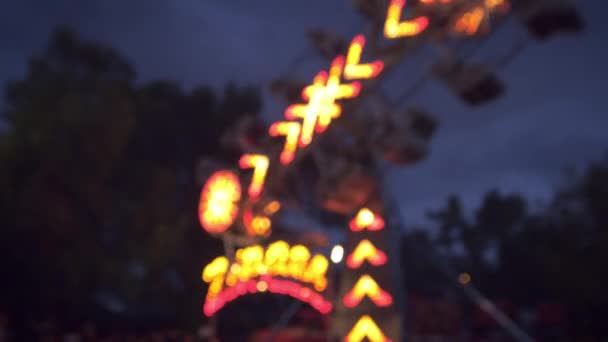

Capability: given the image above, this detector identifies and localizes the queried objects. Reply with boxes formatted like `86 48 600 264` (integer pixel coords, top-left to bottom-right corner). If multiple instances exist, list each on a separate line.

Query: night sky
1 0 606 225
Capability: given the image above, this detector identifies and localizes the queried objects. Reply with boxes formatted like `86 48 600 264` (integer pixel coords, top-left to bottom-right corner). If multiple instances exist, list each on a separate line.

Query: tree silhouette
0 27 261 329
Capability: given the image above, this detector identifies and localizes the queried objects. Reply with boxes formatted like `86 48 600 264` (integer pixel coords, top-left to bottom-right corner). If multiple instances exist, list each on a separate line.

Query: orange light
349 208 385 232
239 154 269 200
252 216 271 235
485 0 506 9
343 275 393 308
198 170 242 234
346 239 388 269
264 200 281 216
453 0 509 36
384 0 429 39
454 6 485 36
269 121 301 164
458 272 471 285
419 0 453 4
243 209 272 237
344 315 392 342
344 35 384 80
256 280 268 292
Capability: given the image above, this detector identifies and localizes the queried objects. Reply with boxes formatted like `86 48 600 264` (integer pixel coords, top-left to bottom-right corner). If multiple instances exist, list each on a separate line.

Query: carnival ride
196 0 584 340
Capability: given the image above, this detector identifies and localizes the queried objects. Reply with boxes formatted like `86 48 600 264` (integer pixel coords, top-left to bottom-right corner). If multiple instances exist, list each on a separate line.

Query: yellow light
350 208 385 232
304 255 329 291
240 245 265 279
269 121 301 165
202 256 229 299
265 240 291 277
384 0 429 39
289 244 311 278
344 35 384 80
199 171 242 234
202 256 229 283
346 239 388 269
239 154 269 201
343 275 393 308
330 245 344 264
203 242 330 300
344 315 392 342
357 208 375 227
290 245 311 262
230 263 242 274
287 57 361 142
256 264 268 275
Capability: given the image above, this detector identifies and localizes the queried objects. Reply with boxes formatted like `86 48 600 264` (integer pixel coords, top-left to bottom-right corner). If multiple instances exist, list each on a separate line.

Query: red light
203 277 333 317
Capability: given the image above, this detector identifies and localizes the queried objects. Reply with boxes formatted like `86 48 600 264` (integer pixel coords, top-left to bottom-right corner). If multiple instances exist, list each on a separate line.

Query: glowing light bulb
330 245 344 264
350 208 385 232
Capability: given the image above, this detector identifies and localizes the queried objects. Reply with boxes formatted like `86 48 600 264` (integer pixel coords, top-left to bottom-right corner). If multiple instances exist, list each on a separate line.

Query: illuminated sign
239 154 269 200
198 170 242 234
344 315 392 342
344 35 384 80
198 2 507 337
269 121 301 165
384 0 430 39
342 209 394 341
287 56 361 147
346 239 388 269
202 241 332 316
343 275 393 308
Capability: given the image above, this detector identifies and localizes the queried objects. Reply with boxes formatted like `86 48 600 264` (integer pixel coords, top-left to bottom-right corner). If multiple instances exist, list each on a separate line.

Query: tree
0 27 261 329
418 156 608 338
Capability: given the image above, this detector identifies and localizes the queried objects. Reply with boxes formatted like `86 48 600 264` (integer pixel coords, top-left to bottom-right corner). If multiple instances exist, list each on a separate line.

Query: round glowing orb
199 170 242 234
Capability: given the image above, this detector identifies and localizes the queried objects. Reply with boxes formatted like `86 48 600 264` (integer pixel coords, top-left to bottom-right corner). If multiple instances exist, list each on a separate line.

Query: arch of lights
202 241 332 317
198 0 511 339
